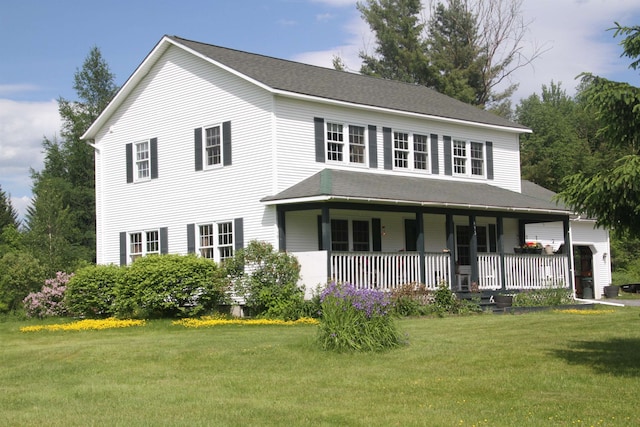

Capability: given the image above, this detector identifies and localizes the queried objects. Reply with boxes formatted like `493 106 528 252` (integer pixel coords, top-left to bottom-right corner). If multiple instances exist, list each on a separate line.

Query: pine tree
0 185 19 231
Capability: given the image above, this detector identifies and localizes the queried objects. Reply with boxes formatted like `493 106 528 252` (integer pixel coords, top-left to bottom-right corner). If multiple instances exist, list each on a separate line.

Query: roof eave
261 194 569 215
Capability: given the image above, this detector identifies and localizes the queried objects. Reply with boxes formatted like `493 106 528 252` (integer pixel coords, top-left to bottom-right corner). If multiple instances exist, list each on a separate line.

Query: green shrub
513 287 574 307
390 283 433 316
113 254 228 319
65 264 123 318
0 252 45 313
225 241 304 319
317 282 403 352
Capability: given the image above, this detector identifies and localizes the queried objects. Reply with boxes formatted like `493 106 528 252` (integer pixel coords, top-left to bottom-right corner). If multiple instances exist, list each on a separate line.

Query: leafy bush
317 282 403 352
65 264 123 318
23 272 73 318
390 283 434 316
513 287 574 307
0 252 45 313
113 254 228 319
225 241 304 319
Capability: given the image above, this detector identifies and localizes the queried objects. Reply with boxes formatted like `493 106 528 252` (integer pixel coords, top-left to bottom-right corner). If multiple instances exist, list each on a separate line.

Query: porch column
497 216 506 290
469 215 479 286
563 217 574 292
276 206 286 251
416 209 425 284
321 206 331 278
446 213 456 287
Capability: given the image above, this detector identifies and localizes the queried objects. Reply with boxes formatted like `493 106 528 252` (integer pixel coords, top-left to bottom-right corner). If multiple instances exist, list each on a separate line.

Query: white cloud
0 83 39 96
0 98 60 207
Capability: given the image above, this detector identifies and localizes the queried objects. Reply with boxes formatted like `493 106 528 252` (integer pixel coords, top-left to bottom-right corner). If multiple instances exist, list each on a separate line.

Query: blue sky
1 0 640 220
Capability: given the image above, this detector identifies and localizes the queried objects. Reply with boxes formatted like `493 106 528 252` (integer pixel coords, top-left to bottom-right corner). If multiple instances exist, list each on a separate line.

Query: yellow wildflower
20 318 145 332
172 316 319 328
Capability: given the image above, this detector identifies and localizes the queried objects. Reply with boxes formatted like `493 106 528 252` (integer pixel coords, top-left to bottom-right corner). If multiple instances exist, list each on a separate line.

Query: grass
2 307 640 426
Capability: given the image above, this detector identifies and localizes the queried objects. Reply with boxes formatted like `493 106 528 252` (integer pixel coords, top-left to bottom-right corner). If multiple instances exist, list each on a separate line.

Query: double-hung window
204 125 222 168
453 139 485 177
330 219 370 252
393 132 429 172
129 230 159 262
135 141 150 181
197 221 234 262
326 122 366 165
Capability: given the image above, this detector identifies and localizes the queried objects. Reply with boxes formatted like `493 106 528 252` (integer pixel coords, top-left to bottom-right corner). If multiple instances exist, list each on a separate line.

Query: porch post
446 213 456 287
563 217 574 292
276 206 286 251
416 209 425 284
469 215 479 286
497 216 506 290
321 206 331 279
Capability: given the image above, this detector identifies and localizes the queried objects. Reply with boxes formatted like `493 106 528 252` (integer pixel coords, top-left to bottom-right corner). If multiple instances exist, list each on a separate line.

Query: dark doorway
574 246 594 298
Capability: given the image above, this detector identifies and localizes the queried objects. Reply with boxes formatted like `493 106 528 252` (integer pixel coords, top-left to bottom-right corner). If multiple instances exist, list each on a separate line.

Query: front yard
2 307 639 426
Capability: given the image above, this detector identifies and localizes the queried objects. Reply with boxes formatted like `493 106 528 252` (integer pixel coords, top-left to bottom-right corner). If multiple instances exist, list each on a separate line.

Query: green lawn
2 308 639 426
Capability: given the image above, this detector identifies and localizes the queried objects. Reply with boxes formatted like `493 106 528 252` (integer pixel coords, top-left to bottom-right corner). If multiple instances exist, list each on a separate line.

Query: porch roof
261 169 571 215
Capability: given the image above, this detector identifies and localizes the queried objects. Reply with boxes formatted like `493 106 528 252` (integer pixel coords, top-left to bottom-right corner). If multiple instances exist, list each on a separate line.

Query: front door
573 246 593 298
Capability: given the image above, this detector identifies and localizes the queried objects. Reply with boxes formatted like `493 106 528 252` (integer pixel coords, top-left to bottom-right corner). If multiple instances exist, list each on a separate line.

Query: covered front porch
262 169 575 294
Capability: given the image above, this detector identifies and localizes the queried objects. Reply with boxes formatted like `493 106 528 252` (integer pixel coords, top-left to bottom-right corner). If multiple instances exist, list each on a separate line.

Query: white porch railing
330 252 450 291
328 252 569 291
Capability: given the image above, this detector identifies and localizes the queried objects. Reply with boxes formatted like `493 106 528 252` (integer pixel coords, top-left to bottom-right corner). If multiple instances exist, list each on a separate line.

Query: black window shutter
150 138 158 179
317 215 323 250
383 127 392 170
368 125 378 168
119 232 127 266
486 141 494 180
489 223 497 252
194 128 203 171
234 218 244 251
187 223 196 254
223 121 232 166
430 133 439 174
372 218 382 252
160 227 168 254
314 117 325 163
125 143 133 183
443 136 452 176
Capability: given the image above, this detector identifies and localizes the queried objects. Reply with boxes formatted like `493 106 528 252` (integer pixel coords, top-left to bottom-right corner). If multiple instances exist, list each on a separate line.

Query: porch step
456 291 495 307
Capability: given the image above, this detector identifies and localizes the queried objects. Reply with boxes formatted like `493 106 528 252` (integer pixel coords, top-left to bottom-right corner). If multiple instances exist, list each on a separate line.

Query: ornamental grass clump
317 282 404 352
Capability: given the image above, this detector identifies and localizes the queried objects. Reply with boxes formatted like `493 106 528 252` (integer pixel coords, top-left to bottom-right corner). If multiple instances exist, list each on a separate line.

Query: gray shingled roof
261 169 571 215
168 35 528 131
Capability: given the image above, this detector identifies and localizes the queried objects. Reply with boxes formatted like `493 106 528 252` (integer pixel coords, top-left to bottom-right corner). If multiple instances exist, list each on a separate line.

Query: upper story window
197 221 234 262
135 141 150 181
326 122 366 165
204 125 222 168
129 229 159 262
453 139 484 177
394 132 429 172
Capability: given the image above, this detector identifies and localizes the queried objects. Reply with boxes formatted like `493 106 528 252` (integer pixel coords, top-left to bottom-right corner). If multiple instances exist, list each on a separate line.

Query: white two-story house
82 35 611 298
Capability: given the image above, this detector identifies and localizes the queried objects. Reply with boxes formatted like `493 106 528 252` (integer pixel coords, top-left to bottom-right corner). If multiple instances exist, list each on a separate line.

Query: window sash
199 224 215 259
205 125 222 167
217 222 233 261
129 229 159 261
413 134 429 170
393 132 409 168
453 139 485 177
349 125 366 164
135 141 150 180
352 220 370 252
326 122 344 162
331 219 349 251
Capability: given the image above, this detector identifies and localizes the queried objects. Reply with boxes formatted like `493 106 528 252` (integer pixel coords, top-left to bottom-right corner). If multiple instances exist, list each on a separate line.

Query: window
129 229 159 262
394 132 409 168
456 225 489 266
393 131 429 172
197 221 234 262
218 222 234 261
349 125 366 164
330 219 370 251
326 122 366 165
204 125 222 167
453 139 485 177
135 141 150 181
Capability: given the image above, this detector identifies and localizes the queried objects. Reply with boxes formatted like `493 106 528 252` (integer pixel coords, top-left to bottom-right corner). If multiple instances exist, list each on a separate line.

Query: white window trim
451 138 486 178
128 229 160 262
392 130 430 173
325 121 368 167
202 123 224 170
134 140 151 182
196 220 234 263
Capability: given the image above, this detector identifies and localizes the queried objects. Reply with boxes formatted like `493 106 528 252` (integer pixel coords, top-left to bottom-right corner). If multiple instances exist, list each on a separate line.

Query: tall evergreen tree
358 0 434 85
558 24 640 236
0 185 19 231
27 47 118 272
